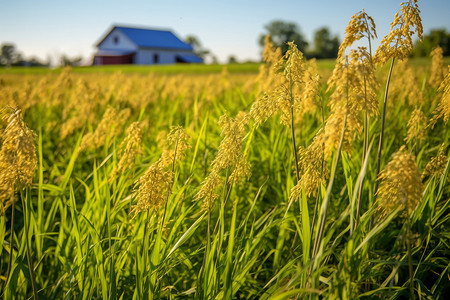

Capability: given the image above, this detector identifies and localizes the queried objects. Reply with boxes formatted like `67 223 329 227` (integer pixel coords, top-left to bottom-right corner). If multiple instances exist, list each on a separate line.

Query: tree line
259 20 450 60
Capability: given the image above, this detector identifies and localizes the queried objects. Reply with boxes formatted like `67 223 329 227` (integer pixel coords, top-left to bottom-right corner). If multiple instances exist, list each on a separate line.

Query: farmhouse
93 25 203 65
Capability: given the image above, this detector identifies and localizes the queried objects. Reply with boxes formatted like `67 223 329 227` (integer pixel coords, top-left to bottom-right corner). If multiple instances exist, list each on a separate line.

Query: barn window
154 53 159 64
114 36 119 44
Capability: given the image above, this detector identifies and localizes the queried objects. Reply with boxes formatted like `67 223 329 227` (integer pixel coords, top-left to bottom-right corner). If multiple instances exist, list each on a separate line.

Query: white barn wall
135 49 195 64
98 28 137 52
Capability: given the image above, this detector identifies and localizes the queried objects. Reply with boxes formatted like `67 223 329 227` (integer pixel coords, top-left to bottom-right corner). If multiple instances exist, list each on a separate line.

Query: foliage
412 29 450 57
259 20 309 55
310 27 340 59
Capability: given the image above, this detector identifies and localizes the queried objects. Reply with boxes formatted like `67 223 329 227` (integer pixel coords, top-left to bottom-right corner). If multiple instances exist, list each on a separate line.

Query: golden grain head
195 170 222 211
131 159 173 216
374 0 423 64
376 146 423 218
338 9 377 59
290 131 329 200
429 66 450 127
297 59 321 115
79 107 130 152
283 42 305 84
405 106 428 145
229 155 251 184
262 35 282 67
111 121 143 180
212 112 248 171
0 107 37 206
429 46 445 88
422 144 448 180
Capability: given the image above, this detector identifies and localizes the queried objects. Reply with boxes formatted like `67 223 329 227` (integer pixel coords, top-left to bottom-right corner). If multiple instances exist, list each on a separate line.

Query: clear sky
1 0 449 64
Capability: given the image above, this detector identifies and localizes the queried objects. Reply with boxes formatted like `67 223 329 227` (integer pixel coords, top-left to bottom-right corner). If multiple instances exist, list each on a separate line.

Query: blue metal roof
177 54 203 63
114 26 193 51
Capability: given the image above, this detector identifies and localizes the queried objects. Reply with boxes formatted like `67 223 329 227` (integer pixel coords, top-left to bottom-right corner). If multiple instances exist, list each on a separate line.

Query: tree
259 20 308 55
0 43 19 66
228 55 238 64
60 55 82 67
311 27 340 59
185 35 210 60
412 29 450 57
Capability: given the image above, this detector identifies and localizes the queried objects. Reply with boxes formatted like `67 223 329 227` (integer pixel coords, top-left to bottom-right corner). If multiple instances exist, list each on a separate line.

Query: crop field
1 2 450 300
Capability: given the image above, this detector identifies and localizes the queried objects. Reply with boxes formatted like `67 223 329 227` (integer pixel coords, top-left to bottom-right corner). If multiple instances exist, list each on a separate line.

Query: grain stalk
371 57 395 229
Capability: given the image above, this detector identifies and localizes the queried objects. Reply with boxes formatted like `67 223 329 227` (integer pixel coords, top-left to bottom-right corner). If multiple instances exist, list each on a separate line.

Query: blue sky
1 0 449 64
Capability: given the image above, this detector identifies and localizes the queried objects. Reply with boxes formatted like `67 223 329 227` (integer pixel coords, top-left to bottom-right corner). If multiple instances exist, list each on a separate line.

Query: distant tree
412 29 450 57
185 35 210 60
228 55 238 64
0 43 20 66
60 55 82 67
259 20 308 55
311 27 340 59
210 55 219 65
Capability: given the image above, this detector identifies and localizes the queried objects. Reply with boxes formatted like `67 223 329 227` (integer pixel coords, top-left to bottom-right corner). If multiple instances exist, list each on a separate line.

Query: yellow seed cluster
131 159 173 216
80 107 130 151
251 42 308 127
376 147 423 218
290 131 328 200
422 144 448 180
374 0 423 64
338 9 377 60
323 10 379 155
160 126 191 168
196 111 250 210
131 126 190 216
0 108 37 210
429 46 446 88
389 60 424 106
430 67 450 126
404 106 428 145
111 122 143 180
325 57 364 154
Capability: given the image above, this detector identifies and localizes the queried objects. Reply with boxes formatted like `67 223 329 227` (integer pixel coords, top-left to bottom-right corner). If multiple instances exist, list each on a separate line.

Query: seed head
80 107 130 151
405 107 427 145
0 108 37 209
422 144 448 180
195 112 250 211
131 159 173 216
429 46 446 88
251 42 306 127
290 131 328 200
374 0 423 64
376 147 423 218
338 9 377 59
111 121 143 180
429 67 450 126
160 126 191 168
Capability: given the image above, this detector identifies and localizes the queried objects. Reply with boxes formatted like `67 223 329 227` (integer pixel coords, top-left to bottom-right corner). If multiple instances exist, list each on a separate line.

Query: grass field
1 4 450 300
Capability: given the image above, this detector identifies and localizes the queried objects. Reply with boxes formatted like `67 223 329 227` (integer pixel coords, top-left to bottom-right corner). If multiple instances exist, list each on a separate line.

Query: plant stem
21 191 39 300
371 57 395 230
406 218 415 300
310 91 326 241
312 114 347 260
291 107 300 183
355 81 370 231
4 193 15 290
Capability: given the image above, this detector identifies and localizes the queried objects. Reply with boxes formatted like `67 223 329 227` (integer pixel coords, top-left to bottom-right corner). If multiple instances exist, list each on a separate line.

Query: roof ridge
113 24 173 33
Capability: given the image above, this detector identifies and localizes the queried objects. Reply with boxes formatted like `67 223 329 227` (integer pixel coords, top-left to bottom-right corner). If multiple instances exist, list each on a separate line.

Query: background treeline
260 20 450 59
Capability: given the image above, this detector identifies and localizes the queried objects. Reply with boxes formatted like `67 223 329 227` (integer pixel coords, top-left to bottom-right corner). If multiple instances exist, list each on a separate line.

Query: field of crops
1 2 450 299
